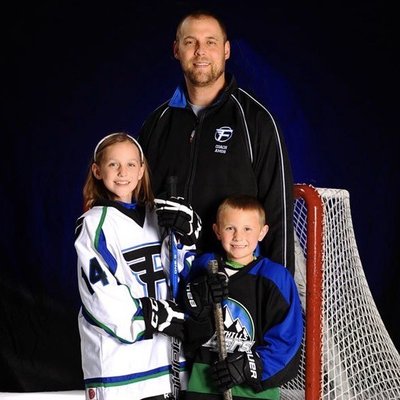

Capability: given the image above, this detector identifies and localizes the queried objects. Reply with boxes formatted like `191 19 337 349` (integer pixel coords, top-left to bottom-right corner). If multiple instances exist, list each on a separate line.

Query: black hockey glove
183 272 228 319
140 297 185 340
183 315 215 358
211 350 263 393
154 196 202 246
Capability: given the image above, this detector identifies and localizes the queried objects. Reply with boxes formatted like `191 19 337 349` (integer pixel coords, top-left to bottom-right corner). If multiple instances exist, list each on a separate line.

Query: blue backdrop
2 1 398 391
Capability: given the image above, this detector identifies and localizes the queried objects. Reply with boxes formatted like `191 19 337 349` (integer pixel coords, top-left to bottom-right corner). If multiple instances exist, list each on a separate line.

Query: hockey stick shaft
167 176 181 400
208 260 233 400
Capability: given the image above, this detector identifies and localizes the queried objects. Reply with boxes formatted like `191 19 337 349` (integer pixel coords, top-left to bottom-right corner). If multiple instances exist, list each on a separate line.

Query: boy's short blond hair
216 194 266 225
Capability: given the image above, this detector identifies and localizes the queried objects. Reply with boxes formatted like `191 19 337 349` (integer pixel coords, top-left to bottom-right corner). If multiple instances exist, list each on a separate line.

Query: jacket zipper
184 111 206 203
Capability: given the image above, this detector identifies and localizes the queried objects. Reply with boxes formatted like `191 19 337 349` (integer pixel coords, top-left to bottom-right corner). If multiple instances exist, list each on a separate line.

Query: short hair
175 9 228 42
216 194 266 225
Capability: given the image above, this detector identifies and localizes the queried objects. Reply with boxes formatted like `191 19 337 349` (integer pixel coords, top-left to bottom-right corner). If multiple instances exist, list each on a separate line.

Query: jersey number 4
89 258 109 286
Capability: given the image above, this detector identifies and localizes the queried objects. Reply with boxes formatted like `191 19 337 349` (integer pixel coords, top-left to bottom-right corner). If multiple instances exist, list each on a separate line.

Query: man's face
173 16 230 88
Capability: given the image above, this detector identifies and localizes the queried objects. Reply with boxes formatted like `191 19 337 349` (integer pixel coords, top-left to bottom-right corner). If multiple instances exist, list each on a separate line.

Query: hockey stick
167 176 181 400
208 259 233 400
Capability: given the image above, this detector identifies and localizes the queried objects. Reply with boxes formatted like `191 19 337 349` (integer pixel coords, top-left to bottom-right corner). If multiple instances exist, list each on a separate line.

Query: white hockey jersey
74 201 187 400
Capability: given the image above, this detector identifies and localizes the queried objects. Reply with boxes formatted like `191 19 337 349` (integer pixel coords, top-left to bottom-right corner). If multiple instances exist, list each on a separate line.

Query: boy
182 194 303 400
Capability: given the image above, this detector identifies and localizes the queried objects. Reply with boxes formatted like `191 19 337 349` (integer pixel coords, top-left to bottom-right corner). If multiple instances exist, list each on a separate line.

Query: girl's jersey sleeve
74 211 147 344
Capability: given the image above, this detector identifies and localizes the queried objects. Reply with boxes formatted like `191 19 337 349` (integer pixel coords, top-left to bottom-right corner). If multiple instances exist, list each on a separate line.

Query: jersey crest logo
123 242 166 299
203 298 255 353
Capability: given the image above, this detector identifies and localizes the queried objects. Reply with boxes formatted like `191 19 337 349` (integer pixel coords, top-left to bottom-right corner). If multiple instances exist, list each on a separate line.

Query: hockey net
281 185 400 400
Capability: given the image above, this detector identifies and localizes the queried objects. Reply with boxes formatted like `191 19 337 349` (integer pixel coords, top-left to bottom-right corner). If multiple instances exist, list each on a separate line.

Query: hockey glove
140 297 185 340
155 196 202 246
211 350 263 393
183 315 215 358
183 272 228 319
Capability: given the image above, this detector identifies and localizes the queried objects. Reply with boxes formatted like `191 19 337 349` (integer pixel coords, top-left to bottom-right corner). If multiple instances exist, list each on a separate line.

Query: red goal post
294 184 323 400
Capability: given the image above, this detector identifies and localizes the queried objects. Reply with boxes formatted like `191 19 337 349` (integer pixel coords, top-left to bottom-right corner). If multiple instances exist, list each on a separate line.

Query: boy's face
213 206 268 265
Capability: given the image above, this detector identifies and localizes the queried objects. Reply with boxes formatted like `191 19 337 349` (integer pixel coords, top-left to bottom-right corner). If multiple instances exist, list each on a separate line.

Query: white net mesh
281 186 400 400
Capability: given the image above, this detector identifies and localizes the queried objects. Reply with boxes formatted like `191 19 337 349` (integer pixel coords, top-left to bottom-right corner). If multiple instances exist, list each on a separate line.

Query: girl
75 132 192 400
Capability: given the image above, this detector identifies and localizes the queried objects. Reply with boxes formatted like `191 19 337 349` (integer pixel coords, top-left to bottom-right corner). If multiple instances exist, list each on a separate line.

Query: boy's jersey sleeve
75 212 147 344
257 268 303 388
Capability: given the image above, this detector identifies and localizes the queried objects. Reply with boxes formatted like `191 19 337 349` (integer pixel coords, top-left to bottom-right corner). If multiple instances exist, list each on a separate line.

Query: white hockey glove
211 350 263 392
140 297 185 340
155 196 202 246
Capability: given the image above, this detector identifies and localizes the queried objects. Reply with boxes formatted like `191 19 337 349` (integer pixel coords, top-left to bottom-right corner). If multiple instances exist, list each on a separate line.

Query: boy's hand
208 272 229 304
211 350 263 392
183 272 228 319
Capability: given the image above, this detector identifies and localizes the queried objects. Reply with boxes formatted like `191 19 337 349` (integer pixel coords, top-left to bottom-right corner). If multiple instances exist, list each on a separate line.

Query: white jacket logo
215 126 233 142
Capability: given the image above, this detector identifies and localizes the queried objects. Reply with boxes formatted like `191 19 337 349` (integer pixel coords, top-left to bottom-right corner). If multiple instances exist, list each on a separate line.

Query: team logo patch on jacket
214 126 233 154
215 126 233 142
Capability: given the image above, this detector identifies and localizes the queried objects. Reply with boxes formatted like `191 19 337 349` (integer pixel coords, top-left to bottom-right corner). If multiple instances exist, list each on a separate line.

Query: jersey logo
203 298 255 353
87 388 97 400
123 242 165 299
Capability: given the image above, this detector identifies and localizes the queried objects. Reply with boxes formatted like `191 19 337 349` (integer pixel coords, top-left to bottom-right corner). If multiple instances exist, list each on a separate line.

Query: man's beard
185 64 224 87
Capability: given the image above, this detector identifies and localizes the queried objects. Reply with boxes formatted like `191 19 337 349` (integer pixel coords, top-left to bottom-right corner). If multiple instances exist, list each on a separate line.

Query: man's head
173 10 230 90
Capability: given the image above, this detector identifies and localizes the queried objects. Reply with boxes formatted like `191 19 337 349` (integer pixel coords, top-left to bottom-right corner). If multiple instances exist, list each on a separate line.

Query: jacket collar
168 73 236 109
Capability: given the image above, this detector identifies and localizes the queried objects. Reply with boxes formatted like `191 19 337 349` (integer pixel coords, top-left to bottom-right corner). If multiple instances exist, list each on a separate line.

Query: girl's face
213 206 268 265
92 141 144 203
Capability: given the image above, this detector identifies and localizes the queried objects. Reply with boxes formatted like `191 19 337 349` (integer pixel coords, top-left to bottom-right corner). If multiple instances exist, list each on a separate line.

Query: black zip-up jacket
138 74 294 274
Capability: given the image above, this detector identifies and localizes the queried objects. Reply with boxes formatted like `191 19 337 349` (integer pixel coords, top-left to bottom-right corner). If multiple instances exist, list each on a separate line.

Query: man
138 10 295 274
